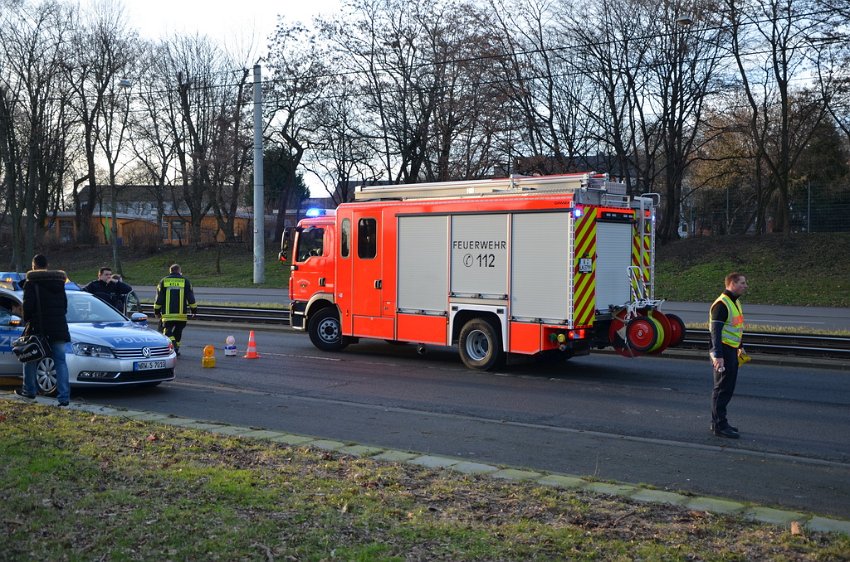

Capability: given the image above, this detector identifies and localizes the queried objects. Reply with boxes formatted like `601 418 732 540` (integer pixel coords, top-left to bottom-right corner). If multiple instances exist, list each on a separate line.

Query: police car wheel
36 357 57 396
459 318 504 371
308 308 349 352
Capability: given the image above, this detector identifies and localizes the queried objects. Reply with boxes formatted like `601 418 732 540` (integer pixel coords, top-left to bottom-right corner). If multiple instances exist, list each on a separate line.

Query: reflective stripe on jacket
709 294 743 347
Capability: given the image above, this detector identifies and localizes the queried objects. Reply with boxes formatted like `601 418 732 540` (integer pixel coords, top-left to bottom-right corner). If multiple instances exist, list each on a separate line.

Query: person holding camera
82 266 133 310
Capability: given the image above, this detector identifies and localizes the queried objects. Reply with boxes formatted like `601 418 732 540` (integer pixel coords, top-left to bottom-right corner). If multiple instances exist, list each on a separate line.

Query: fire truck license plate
134 360 166 371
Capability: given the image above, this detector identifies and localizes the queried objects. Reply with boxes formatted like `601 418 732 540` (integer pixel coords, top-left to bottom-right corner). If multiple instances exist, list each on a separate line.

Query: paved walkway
3 393 849 537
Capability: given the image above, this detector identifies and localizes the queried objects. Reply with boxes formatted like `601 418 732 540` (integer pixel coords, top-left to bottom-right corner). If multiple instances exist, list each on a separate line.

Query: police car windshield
66 292 127 323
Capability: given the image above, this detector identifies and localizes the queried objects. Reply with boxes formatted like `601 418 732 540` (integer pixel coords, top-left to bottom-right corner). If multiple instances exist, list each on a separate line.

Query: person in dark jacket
708 272 748 438
82 267 133 311
153 263 197 356
15 254 71 406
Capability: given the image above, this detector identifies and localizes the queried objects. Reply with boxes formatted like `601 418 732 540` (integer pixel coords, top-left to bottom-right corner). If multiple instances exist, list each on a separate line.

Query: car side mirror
130 312 148 325
280 226 296 263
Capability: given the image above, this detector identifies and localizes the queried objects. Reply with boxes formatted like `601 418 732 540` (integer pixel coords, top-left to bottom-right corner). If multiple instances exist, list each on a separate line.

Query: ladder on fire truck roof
353 172 627 201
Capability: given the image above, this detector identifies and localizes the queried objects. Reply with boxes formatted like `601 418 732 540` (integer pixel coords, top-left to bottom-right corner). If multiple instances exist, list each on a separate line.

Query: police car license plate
135 360 166 371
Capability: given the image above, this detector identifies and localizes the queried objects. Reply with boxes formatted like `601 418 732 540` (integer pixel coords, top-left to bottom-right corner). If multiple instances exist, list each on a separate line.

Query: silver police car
0 278 176 395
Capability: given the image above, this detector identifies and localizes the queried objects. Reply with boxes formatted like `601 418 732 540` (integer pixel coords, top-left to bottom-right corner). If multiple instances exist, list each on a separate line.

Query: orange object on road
244 330 260 359
202 344 216 368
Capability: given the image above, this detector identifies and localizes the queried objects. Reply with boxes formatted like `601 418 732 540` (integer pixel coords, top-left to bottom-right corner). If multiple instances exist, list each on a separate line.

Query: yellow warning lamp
202 345 216 368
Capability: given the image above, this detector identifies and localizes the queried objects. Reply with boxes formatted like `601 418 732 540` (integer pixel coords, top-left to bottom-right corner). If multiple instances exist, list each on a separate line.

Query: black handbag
13 332 48 363
12 284 48 363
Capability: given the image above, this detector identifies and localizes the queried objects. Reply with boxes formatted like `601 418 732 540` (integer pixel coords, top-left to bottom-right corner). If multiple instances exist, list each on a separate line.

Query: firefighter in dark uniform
153 264 197 356
709 272 748 439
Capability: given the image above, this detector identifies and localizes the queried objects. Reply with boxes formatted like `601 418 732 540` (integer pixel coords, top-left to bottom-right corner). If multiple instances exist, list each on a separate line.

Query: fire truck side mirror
280 227 299 263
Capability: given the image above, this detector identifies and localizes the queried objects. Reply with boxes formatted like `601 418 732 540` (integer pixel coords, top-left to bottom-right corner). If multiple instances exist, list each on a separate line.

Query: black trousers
711 344 740 428
162 320 187 351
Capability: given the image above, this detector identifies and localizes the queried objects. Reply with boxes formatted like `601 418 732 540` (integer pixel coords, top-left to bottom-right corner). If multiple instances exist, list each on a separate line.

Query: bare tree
321 0 446 184
567 0 656 192
815 0 850 155
487 0 597 175
84 2 138 273
127 41 181 236
208 66 252 242
420 1 506 180
306 82 381 204
266 19 330 241
645 0 726 241
157 34 250 247
0 0 73 268
723 0 831 234
62 0 133 245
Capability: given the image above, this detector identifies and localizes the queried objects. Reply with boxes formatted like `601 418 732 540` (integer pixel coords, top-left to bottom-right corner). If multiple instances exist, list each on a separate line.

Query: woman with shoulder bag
14 254 71 406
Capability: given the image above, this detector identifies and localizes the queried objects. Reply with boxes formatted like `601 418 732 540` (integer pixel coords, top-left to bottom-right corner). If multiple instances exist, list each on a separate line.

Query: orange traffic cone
244 330 260 359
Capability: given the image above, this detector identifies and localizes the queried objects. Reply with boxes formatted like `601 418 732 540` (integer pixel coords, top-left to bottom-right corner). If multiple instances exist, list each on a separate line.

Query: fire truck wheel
625 316 658 353
308 308 349 351
459 319 505 371
664 313 687 347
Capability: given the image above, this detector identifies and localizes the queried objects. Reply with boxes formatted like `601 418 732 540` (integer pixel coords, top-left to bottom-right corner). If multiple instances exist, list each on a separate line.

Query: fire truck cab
280 173 685 370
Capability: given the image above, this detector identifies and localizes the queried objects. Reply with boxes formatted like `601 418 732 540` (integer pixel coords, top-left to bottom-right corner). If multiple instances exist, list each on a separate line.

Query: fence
683 184 850 236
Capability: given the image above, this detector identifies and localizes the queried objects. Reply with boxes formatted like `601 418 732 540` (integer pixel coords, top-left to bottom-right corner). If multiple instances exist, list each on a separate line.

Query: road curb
4 394 849 537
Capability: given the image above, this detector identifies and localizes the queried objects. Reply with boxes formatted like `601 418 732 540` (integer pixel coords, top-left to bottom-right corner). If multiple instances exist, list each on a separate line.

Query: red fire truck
280 173 685 370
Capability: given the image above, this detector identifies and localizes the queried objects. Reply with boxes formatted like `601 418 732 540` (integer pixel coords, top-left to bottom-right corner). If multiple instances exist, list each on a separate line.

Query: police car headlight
72 343 116 358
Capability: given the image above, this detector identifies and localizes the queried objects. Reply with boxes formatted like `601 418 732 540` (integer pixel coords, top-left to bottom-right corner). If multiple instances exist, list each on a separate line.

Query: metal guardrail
139 303 288 324
681 329 850 359
140 305 850 359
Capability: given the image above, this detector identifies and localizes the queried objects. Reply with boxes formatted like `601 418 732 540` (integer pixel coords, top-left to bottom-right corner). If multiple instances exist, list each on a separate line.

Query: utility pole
111 78 133 276
253 64 265 284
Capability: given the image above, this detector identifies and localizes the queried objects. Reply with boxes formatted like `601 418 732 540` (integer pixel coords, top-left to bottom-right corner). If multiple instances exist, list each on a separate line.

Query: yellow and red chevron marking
631 214 651 283
573 208 597 327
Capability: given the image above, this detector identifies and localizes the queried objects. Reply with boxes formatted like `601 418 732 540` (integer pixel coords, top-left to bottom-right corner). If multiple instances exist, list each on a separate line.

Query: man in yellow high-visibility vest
153 263 197 356
709 272 748 438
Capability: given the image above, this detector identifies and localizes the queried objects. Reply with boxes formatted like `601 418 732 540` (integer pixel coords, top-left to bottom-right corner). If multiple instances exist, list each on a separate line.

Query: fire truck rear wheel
458 319 505 371
308 308 348 351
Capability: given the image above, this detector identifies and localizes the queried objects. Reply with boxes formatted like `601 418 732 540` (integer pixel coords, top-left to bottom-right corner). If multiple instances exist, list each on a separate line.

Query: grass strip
1 401 848 561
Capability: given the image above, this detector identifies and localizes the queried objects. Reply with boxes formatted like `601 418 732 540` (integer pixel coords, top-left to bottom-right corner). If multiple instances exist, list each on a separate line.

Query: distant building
46 185 252 246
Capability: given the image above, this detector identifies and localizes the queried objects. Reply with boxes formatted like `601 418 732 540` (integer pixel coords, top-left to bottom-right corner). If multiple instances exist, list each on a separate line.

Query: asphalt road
72 323 850 520
133 286 850 331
